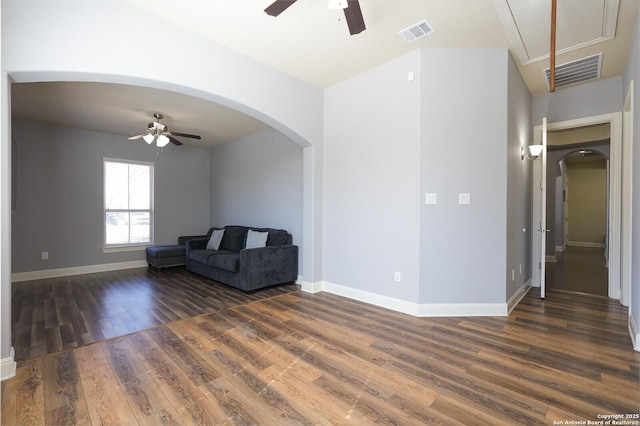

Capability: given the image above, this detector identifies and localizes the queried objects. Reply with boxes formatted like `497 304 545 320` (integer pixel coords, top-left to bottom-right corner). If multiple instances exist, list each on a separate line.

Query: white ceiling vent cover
544 53 603 89
399 19 436 43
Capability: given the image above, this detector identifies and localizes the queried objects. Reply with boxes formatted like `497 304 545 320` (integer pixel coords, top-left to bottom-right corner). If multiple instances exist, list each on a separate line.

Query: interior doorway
532 112 624 301
546 150 609 296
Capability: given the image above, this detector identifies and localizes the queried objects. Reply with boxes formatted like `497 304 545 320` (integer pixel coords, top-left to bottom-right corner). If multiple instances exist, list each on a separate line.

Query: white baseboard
1 347 16 381
630 313 640 352
11 260 148 283
555 245 566 252
545 255 557 263
301 280 509 317
566 241 606 248
507 280 531 314
298 279 323 294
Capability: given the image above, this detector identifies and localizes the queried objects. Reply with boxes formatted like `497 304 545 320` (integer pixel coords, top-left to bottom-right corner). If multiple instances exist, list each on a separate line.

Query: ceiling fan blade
344 0 365 35
264 0 297 17
168 136 183 146
128 134 145 140
171 132 201 140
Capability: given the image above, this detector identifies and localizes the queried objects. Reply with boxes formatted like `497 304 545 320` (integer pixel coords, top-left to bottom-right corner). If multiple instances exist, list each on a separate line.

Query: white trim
630 313 639 352
102 245 150 253
621 80 633 307
302 281 509 317
11 260 148 282
492 0 619 65
1 347 16 381
103 158 155 248
535 112 623 301
297 277 323 294
545 255 557 262
507 281 532 314
555 245 566 252
566 241 606 249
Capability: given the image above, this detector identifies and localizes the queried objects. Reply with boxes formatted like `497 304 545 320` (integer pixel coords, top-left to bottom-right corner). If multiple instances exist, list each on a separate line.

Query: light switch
459 193 471 205
425 193 437 204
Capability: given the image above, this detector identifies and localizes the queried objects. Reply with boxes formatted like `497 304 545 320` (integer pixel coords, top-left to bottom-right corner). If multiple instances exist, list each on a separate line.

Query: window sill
102 245 152 254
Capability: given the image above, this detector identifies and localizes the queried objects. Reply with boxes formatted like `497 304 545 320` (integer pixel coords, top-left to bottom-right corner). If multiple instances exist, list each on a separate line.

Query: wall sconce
522 145 543 160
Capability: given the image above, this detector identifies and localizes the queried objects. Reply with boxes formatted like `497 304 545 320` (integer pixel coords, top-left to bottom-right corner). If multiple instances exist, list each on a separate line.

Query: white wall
209 128 303 270
623 5 640 349
420 49 510 305
323 50 421 303
11 118 211 273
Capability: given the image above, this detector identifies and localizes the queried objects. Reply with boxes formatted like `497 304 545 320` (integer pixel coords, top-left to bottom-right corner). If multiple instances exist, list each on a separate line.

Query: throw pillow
206 229 225 250
245 230 268 249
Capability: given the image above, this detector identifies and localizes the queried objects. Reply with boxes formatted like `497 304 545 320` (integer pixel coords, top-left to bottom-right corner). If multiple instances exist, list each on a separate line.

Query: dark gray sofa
185 225 298 292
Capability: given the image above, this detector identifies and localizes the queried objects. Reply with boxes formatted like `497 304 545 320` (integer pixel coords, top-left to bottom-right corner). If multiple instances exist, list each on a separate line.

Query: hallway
546 246 608 297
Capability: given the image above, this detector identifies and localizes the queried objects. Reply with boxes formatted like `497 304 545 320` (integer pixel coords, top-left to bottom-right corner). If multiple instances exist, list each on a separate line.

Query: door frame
533 111 624 300
621 81 634 306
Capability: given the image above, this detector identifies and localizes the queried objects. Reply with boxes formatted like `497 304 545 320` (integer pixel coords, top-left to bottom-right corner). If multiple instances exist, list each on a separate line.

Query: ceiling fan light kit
264 0 365 35
156 134 170 148
128 113 201 148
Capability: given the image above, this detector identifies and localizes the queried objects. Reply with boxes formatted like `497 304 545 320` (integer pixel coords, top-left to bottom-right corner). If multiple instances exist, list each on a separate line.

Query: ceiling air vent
544 53 602 89
399 19 436 43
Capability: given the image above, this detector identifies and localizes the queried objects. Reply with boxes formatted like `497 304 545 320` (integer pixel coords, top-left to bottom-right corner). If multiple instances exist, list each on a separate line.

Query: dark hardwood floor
546 246 608 296
10 267 298 362
3 268 639 425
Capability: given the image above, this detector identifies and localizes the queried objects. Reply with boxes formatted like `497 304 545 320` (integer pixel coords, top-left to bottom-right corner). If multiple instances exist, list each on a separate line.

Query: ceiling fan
128 113 201 147
264 0 366 36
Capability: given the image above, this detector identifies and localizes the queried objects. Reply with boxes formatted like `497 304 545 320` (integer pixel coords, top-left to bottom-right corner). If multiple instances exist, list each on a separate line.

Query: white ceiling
10 0 639 149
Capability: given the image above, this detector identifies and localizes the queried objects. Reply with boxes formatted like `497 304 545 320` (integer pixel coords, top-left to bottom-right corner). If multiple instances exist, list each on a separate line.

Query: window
104 159 154 247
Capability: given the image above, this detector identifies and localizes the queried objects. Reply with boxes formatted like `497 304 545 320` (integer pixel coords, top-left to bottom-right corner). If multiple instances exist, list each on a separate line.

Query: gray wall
11 118 211 272
322 48 532 306
623 5 640 346
324 50 421 302
532 77 624 125
209 128 304 271
420 49 510 304
506 54 533 301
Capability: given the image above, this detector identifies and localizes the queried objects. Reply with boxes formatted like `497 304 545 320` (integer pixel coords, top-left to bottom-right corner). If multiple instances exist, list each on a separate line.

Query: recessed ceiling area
494 0 619 64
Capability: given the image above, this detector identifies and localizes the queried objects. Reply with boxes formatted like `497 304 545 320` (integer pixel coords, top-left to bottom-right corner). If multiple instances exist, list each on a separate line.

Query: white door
532 118 548 298
540 118 548 298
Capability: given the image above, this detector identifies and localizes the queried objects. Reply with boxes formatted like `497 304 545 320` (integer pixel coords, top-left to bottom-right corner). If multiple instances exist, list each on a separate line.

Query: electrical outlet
394 271 401 282
511 269 515 282
42 251 49 260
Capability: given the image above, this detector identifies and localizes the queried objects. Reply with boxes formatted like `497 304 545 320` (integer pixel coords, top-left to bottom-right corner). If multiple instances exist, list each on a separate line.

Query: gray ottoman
146 245 187 270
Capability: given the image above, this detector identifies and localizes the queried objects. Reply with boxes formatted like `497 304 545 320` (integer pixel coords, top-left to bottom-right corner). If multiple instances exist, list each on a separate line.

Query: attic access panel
493 0 619 64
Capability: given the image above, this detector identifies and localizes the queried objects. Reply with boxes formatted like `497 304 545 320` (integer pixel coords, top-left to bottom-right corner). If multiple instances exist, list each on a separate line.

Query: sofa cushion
251 228 291 246
206 229 225 250
189 249 214 265
207 251 240 272
220 226 248 252
245 230 268 249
